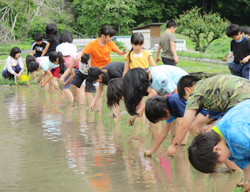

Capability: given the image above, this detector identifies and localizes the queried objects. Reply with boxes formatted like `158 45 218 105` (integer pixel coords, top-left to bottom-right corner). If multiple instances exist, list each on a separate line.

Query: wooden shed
130 23 165 49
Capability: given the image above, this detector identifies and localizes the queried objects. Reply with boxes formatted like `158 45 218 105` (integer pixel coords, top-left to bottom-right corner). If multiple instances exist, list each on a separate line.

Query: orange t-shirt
83 38 119 68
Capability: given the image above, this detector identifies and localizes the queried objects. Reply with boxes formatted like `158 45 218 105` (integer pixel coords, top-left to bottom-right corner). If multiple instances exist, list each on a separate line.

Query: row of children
3 21 250 191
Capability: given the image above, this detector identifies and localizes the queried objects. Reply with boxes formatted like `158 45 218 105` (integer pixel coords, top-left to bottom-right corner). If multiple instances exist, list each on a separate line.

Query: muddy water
0 86 241 192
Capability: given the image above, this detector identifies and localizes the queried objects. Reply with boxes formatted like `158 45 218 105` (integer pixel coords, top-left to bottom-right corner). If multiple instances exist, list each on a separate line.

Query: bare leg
77 86 85 105
95 88 103 115
70 84 78 102
112 104 120 121
62 89 74 103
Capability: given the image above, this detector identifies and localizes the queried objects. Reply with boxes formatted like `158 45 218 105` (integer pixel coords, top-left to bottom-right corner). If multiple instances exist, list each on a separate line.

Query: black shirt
47 36 59 54
231 36 250 64
102 62 125 84
31 41 47 57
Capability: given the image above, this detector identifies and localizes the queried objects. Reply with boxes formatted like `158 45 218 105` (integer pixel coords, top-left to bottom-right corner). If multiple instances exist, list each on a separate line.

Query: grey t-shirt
159 32 176 60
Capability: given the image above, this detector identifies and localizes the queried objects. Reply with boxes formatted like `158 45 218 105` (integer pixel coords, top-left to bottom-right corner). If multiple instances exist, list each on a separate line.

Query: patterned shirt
186 75 250 112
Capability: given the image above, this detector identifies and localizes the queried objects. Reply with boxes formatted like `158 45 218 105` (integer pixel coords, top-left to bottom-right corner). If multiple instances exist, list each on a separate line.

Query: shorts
51 66 60 78
199 109 221 120
162 57 175 66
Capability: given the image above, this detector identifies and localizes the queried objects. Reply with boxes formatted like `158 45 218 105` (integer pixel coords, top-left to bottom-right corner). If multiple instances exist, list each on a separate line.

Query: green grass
0 43 31 52
231 187 243 192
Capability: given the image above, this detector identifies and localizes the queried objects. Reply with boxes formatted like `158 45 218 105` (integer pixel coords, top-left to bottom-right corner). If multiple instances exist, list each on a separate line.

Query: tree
73 0 139 36
175 6 230 52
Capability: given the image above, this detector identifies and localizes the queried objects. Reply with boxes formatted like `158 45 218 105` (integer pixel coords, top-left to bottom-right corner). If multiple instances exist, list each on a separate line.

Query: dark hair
46 23 58 38
128 33 144 62
241 25 250 35
98 26 115 37
188 131 221 173
177 75 200 99
87 67 110 85
166 20 177 29
59 30 73 44
145 96 171 123
123 68 150 116
27 61 40 73
10 47 21 58
226 24 240 37
107 78 123 108
34 33 43 41
81 54 90 64
49 51 65 74
26 55 36 75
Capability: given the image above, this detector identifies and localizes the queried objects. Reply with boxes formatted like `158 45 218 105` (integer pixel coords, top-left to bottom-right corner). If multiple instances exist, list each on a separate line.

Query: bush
114 41 126 50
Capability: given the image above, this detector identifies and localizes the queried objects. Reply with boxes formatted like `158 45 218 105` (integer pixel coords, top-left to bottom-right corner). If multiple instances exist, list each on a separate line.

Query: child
56 30 78 103
87 62 125 116
41 24 59 57
75 26 127 112
188 99 250 190
123 65 188 124
123 33 157 77
2 47 24 79
30 33 47 58
166 74 250 157
156 20 178 66
106 78 123 109
224 24 250 79
27 52 68 91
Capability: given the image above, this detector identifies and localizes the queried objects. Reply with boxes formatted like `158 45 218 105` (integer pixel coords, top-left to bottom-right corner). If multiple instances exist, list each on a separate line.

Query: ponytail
49 51 65 74
128 48 133 63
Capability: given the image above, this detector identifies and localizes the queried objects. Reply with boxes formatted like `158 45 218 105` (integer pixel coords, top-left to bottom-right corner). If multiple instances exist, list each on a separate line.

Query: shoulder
6 56 12 62
143 50 152 55
31 41 36 47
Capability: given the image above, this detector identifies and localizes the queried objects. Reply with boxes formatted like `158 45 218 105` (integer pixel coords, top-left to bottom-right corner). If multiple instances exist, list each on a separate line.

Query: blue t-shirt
166 93 186 123
166 94 221 123
148 65 188 95
216 99 250 169
39 57 59 71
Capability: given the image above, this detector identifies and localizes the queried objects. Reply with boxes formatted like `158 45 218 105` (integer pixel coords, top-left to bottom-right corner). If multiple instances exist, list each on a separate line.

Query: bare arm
167 109 196 157
60 57 77 83
148 55 157 67
30 50 34 56
172 87 177 93
122 60 130 77
170 42 178 64
41 69 53 87
116 49 127 55
41 42 50 57
63 68 75 85
156 45 162 63
145 122 172 156
90 83 104 110
75 50 85 61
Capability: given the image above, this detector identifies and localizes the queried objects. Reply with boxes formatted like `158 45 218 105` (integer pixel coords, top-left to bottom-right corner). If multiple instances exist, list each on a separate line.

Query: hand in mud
144 150 152 156
237 179 250 192
129 115 137 126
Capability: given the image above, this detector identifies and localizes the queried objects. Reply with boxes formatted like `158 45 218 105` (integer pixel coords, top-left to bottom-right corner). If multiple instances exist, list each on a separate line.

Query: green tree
73 0 139 36
175 6 230 52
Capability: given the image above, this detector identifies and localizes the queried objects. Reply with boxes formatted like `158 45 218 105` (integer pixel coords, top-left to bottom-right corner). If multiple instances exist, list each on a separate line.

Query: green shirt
186 75 250 112
159 32 176 60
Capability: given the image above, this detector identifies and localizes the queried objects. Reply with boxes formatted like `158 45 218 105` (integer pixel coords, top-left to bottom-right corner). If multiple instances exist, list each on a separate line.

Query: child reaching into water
2 47 25 79
27 52 71 92
188 99 250 191
123 32 157 77
41 24 59 57
123 65 188 125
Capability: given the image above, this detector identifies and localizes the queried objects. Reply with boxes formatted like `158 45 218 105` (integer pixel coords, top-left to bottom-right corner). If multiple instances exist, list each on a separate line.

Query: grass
231 187 243 192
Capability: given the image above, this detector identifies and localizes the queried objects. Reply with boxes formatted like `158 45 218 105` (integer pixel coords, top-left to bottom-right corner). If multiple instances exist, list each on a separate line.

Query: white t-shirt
56 42 77 56
149 65 188 95
3 56 25 74
74 52 90 75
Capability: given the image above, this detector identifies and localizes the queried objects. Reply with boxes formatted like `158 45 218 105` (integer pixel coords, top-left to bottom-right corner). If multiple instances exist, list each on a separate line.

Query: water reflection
0 86 243 192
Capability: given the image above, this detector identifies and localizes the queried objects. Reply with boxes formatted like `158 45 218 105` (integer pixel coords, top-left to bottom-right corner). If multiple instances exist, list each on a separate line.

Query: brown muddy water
0 86 242 192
